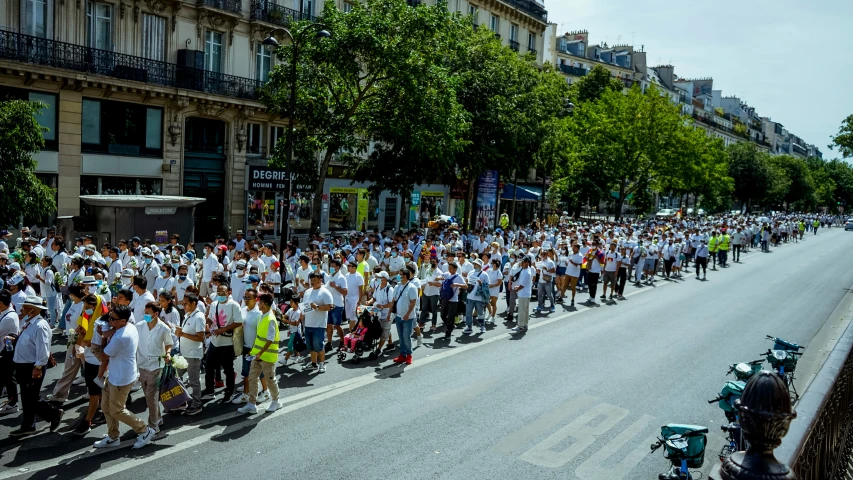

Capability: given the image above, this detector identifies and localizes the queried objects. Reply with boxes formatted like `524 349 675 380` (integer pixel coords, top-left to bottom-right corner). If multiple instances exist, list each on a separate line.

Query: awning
501 184 541 202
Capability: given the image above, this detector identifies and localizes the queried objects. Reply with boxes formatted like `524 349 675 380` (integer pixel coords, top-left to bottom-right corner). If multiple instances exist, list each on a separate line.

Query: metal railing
498 0 547 22
509 40 519 51
199 0 242 14
776 320 853 480
527 46 536 55
250 0 317 26
558 64 587 76
0 29 262 100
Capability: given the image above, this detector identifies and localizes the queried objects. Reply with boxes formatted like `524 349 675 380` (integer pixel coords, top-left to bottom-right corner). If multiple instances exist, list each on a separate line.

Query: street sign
144 207 176 215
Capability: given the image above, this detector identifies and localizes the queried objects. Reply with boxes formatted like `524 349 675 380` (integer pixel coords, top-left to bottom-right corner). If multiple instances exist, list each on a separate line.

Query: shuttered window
141 14 166 62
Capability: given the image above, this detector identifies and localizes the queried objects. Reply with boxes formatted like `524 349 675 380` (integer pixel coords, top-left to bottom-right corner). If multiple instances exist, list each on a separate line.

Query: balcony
558 64 587 77
509 40 519 52
497 0 547 23
199 0 242 15
0 29 262 100
527 46 537 55
250 0 317 26
614 76 633 88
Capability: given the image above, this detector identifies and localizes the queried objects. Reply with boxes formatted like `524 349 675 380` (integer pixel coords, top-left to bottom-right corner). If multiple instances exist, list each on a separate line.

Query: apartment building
543 25 640 88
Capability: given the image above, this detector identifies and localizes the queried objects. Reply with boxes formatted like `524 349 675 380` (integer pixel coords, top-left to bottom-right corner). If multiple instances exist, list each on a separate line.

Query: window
141 14 166 62
270 126 285 153
528 32 535 50
256 43 272 82
0 87 58 148
510 24 518 42
468 4 478 24
204 31 223 73
22 0 49 38
82 98 164 157
343 1 353 12
86 2 113 51
490 14 499 34
247 123 264 155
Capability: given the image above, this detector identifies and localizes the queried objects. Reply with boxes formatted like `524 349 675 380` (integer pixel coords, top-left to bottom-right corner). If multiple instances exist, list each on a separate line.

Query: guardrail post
719 371 796 480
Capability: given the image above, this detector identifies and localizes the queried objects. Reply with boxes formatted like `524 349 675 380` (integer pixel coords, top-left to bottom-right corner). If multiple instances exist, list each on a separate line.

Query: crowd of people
0 212 837 448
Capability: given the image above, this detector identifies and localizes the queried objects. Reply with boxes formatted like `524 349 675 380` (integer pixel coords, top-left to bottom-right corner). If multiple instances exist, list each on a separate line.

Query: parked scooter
761 335 803 402
650 424 709 480
707 359 763 461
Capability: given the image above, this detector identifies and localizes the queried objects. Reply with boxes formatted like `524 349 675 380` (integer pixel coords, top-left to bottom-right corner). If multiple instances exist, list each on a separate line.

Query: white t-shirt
296 266 312 294
538 258 555 283
345 272 364 300
567 253 582 277
65 301 84 332
372 283 395 322
392 282 418 320
604 251 619 272
487 269 502 297
516 267 533 299
135 320 173 371
103 324 139 387
84 319 109 366
208 299 241 347
179 310 206 359
302 286 333 329
241 305 263 349
266 271 282 294
328 271 347 308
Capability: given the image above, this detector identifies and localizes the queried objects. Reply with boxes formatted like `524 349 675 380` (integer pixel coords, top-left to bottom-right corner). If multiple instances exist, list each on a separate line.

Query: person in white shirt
295 255 312 298
174 294 205 415
0 291 20 415
204 284 242 402
152 265 176 297
233 231 247 252
95 304 157 450
601 242 620 300
231 289 271 405
392 269 419 364
302 272 334 373
418 258 443 332
130 276 155 325
344 262 364 331
535 251 557 313
46 284 86 403
511 257 534 334
172 264 195 321
200 244 219 298
325 259 348 351
139 249 160 295
463 260 490 334
107 247 123 282
137 302 173 432
266 261 282 297
247 248 268 282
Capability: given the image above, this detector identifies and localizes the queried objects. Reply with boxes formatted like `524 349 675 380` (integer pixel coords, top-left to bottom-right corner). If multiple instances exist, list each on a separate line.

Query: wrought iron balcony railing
199 0 242 14
0 29 262 100
509 40 519 52
498 0 547 22
558 64 588 76
250 0 317 25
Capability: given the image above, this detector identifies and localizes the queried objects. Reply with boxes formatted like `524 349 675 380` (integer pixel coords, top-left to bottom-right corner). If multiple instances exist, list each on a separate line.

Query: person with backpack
438 262 466 340
463 260 490 334
511 257 534 335
366 272 395 360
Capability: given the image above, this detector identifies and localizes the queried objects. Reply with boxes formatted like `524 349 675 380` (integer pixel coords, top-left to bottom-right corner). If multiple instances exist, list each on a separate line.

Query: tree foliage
0 100 56 226
830 114 853 158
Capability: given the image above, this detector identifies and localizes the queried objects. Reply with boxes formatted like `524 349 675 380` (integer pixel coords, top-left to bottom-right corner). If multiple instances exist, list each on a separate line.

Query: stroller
337 306 382 364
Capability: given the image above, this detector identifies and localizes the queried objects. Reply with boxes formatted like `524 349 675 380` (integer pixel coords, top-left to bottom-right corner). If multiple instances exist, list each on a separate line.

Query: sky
546 0 853 159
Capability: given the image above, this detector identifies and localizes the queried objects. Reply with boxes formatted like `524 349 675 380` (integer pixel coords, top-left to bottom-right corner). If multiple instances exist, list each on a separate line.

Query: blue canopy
501 183 541 202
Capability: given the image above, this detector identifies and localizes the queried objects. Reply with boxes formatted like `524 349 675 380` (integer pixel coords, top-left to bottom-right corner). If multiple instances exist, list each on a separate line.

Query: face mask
171 263 179 270
88 286 97 294
391 252 397 258
121 278 131 286
106 258 112 266
160 271 168 277
20 315 31 323
143 314 153 323
217 295 227 303
84 308 94 315
329 267 336 274
144 258 152 265
179 275 187 281
396 274 401 283
311 265 317 271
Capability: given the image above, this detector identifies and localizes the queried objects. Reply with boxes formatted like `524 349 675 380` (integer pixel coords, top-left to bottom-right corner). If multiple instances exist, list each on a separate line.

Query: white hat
121 268 134 277
81 275 97 285
384 247 392 253
8 272 25 286
8 262 20 271
473 259 483 266
23 295 48 310
141 247 153 256
376 271 389 279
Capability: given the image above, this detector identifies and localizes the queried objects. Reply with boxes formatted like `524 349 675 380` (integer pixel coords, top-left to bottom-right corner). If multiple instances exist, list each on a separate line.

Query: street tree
0 100 56 227
829 114 853 158
727 142 772 211
262 0 469 233
768 154 814 209
569 65 625 104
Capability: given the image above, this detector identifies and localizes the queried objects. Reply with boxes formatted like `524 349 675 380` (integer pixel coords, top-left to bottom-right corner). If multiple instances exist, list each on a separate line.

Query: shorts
643 259 656 271
345 297 359 321
379 324 392 342
602 271 616 284
240 346 266 378
327 306 344 326
84 361 102 396
556 267 567 276
303 326 326 352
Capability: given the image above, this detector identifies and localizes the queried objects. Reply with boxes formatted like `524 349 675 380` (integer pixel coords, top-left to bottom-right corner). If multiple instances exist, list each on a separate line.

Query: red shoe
405 355 413 365
214 380 225 388
393 355 405 363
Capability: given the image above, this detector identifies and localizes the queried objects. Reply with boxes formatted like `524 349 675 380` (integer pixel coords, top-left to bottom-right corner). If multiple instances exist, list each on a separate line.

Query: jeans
718 250 728 267
506 288 517 319
58 298 71 330
439 300 458 335
395 317 414 356
761 240 768 252
204 345 236 395
465 299 485 328
733 245 742 262
419 295 439 327
44 296 57 325
537 280 555 309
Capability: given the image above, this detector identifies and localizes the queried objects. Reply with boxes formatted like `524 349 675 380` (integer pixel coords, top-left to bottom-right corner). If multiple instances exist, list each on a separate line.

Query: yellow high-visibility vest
250 311 280 363
718 234 730 251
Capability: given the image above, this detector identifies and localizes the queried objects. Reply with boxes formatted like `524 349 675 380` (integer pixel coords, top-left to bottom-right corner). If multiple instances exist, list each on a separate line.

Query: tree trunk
614 178 627 221
310 148 336 235
509 170 518 227
464 172 476 231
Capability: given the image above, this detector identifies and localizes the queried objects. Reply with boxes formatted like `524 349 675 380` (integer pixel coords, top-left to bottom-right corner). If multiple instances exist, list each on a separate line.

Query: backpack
439 274 458 301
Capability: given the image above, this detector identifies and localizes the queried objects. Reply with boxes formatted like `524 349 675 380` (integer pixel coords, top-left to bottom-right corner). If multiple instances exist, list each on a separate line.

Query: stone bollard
718 371 797 480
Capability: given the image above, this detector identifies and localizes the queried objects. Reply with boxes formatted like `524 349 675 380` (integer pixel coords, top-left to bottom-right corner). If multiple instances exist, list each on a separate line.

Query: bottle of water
4 339 12 352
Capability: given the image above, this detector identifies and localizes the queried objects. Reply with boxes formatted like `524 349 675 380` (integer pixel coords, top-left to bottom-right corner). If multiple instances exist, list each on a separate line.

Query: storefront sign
411 191 421 206
145 207 176 215
357 188 369 231
475 170 499 229
421 191 444 197
329 187 359 194
249 166 289 191
450 180 468 199
155 230 168 244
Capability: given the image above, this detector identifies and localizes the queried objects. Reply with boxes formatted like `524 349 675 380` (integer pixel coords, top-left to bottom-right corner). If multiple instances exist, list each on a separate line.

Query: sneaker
214 380 225 389
570 300 575 306
132 427 157 449
185 406 203 416
393 355 406 363
228 392 244 404
93 435 121 448
405 355 413 365
83 393 90 400
549 307 556 313
93 377 105 389
695 275 700 279
45 394 67 403
0 401 19 416
416 335 423 347
534 307 542 313
318 363 326 374
257 390 271 403
130 381 142 393
511 326 522 334
200 390 215 400
266 400 280 413
480 325 486 333
52 327 63 335
302 363 317 372
72 419 92 437
599 295 606 300
72 376 85 386
50 409 64 432
237 403 258 415
9 427 37 437
462 327 473 334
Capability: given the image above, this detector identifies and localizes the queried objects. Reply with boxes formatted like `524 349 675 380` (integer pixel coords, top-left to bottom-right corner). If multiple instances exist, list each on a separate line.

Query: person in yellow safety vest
500 212 509 230
812 218 820 235
237 292 281 415
799 220 806 240
718 229 731 268
708 230 720 270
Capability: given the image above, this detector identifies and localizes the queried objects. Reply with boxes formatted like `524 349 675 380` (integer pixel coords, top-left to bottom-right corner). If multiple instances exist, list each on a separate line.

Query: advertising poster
357 188 369 231
476 170 499 230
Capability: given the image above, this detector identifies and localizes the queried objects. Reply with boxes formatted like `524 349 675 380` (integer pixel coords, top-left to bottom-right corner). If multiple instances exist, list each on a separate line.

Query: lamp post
261 20 330 292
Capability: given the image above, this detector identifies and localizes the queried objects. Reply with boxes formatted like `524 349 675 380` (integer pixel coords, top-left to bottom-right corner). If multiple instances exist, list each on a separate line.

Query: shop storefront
408 190 447 228
245 164 314 239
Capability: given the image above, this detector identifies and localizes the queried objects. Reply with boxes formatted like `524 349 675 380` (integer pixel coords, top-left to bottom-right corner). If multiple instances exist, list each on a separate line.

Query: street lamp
262 22 330 292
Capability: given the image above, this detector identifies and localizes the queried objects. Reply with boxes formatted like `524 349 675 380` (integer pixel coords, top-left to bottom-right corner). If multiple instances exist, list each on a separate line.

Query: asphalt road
2 228 852 480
